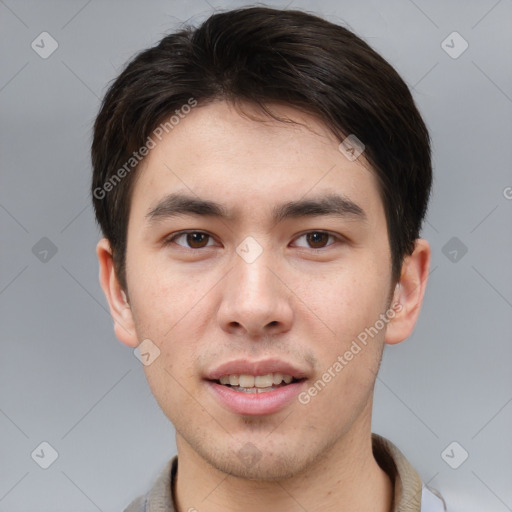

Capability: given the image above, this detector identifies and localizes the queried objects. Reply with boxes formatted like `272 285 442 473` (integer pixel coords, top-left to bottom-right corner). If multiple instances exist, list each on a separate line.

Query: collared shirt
124 433 447 512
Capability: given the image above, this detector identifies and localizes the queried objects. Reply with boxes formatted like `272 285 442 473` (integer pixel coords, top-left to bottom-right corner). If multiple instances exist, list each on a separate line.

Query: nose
216 247 294 338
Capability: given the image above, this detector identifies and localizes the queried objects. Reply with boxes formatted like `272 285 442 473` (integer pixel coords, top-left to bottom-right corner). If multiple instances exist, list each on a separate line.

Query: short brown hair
91 6 432 291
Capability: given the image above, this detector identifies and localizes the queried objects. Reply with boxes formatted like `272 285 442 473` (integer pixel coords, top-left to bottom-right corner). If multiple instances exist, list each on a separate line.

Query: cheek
305 263 389 335
302 274 387 417
128 273 207 391
128 253 205 326
136 280 202 417
299 261 390 386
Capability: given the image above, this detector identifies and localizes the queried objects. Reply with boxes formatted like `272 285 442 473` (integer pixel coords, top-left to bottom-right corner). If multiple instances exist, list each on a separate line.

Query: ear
385 238 431 345
96 238 139 348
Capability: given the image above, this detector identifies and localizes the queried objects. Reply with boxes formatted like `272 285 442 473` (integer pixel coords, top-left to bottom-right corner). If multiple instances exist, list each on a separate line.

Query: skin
97 100 430 512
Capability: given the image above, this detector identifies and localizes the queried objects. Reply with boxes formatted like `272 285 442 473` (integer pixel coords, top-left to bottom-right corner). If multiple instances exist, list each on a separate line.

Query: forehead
129 100 383 226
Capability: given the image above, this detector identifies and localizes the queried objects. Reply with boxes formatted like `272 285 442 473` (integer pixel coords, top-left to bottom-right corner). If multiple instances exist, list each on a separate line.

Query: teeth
239 375 255 387
218 373 296 388
255 375 273 387
230 386 277 393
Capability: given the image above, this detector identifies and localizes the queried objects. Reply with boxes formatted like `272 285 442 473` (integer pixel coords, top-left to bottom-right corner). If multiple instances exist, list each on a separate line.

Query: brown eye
306 232 330 248
293 231 337 250
167 231 214 249
186 232 210 248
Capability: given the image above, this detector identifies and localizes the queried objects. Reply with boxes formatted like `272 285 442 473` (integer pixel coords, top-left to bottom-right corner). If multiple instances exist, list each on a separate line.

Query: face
119 101 399 479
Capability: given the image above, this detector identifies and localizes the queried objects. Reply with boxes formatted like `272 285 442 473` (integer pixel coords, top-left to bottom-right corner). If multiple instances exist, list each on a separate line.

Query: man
91 6 447 511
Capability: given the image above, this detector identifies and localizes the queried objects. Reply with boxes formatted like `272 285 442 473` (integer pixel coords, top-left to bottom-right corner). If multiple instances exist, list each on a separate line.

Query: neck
173 412 393 512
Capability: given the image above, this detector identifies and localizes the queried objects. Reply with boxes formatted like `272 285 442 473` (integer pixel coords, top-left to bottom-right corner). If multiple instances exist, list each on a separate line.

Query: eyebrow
145 192 367 225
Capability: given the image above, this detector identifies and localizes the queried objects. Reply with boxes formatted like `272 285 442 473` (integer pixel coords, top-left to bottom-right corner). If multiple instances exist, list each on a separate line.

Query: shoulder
372 433 448 511
421 484 447 511
123 495 146 512
123 456 178 512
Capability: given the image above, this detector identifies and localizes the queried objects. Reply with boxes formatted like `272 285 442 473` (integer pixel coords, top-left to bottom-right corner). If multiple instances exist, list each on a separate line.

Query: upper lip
204 358 309 381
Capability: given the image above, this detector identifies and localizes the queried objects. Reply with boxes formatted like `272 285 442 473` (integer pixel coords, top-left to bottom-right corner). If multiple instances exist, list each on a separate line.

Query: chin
197 439 318 482
217 456 307 482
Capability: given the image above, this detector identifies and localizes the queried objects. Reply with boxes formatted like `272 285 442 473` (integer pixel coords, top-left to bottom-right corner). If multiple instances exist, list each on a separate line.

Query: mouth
204 371 308 416
203 358 310 415
208 373 306 394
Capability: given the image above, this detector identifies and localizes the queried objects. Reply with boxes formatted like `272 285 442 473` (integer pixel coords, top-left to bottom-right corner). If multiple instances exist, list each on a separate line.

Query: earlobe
384 238 431 345
96 238 139 348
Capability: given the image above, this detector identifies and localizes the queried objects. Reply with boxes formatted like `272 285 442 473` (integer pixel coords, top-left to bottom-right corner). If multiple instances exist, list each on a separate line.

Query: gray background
1 0 511 510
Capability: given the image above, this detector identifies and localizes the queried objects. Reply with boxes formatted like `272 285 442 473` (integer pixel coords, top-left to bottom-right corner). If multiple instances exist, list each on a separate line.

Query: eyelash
163 230 343 251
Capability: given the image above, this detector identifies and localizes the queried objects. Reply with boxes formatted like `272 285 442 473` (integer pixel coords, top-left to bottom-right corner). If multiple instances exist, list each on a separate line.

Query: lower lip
206 380 306 416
